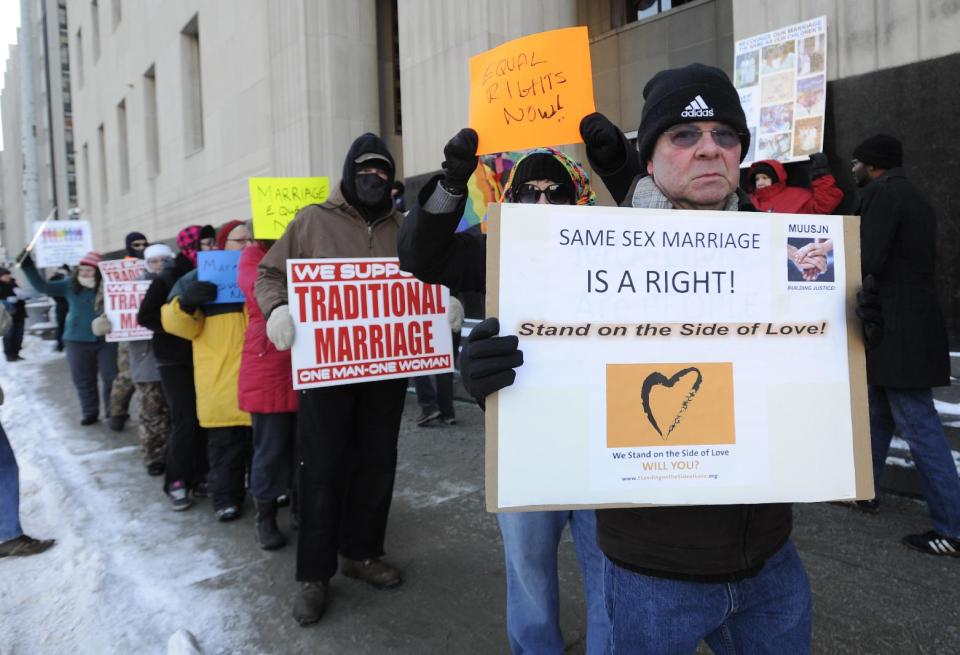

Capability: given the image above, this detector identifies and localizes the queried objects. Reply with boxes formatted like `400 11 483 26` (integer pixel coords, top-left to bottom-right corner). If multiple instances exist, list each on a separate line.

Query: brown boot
292 581 328 626
339 556 402 589
0 534 55 558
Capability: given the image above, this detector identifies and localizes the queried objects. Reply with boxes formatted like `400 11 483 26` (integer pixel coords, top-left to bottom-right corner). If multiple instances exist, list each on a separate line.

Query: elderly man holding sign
256 133 409 627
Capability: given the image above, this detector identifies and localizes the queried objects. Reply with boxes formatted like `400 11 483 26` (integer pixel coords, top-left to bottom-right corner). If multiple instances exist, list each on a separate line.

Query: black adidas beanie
636 63 750 166
853 134 902 170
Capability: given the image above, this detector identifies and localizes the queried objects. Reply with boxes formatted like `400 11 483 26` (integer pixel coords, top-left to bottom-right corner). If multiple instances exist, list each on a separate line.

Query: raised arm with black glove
856 274 883 348
579 112 642 206
808 152 831 180
459 317 523 406
440 128 479 195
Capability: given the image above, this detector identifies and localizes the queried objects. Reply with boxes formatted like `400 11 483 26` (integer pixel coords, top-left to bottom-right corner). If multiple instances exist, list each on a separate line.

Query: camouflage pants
109 343 135 418
136 381 170 467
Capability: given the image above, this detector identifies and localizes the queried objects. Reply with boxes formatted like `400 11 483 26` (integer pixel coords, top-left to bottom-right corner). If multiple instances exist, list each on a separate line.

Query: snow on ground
0 337 254 655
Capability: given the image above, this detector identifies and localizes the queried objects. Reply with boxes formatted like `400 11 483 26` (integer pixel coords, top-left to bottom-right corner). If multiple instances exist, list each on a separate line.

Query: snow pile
0 337 254 655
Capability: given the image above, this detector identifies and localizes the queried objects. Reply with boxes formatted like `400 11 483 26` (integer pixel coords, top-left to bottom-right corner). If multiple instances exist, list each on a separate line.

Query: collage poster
735 16 828 167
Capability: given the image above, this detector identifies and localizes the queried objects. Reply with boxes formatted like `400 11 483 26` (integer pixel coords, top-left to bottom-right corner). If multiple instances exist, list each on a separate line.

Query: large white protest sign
32 220 94 268
98 259 152 342
735 16 827 166
485 203 871 511
286 258 454 389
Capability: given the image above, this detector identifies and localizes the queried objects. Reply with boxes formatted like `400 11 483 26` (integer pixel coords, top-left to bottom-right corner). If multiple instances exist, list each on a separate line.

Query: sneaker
168 481 192 512
80 416 99 426
0 534 55 558
340 556 402 589
215 505 242 522
439 415 457 425
108 414 128 432
146 462 165 477
902 530 960 557
416 409 442 426
293 581 329 626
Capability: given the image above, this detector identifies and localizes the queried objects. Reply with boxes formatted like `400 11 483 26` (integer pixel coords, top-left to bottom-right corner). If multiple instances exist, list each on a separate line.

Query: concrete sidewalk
1 339 959 654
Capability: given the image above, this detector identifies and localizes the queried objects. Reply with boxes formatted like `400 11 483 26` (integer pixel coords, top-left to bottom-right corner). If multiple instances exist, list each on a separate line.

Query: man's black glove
441 128 479 194
459 317 523 405
855 274 883 348
809 152 831 180
580 112 626 172
179 280 218 313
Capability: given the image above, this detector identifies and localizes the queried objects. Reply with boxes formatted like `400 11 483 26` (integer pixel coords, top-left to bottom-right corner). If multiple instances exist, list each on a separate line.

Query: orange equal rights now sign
469 26 595 155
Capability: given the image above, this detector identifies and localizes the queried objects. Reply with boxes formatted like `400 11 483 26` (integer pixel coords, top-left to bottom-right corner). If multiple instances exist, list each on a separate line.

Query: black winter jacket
137 254 194 367
399 166 793 581
859 169 950 389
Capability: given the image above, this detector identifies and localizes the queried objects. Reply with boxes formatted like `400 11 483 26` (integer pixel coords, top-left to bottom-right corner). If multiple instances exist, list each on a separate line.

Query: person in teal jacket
22 250 118 425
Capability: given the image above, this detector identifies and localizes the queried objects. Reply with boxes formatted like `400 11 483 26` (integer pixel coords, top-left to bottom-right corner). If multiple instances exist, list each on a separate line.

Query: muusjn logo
641 367 703 439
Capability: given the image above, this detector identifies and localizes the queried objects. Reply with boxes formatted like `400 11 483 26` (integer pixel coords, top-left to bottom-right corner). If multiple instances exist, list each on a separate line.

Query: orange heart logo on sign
607 363 736 448
640 366 703 439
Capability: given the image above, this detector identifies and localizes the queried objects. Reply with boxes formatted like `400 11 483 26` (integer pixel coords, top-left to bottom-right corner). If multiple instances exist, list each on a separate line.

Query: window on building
91 1 100 61
144 65 160 177
625 0 698 24
82 142 91 211
117 99 130 194
111 0 121 29
181 14 204 154
391 0 401 135
97 124 107 205
75 28 83 87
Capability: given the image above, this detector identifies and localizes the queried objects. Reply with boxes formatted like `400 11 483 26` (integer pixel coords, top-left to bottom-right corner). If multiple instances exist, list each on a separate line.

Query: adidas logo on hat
681 95 714 118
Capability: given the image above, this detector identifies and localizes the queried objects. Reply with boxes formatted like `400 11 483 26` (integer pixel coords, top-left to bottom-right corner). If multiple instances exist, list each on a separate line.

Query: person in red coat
238 238 298 550
746 154 843 214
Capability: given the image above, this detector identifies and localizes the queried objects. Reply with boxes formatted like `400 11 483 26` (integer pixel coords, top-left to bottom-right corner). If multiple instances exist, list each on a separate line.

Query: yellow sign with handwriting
250 177 330 239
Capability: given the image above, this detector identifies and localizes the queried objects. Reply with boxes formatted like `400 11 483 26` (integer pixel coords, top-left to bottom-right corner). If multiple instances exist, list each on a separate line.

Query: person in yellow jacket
162 220 253 521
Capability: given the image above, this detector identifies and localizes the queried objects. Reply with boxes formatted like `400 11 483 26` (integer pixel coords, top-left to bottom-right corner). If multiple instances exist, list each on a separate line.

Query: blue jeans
604 540 811 654
869 385 960 538
0 422 23 542
497 510 610 654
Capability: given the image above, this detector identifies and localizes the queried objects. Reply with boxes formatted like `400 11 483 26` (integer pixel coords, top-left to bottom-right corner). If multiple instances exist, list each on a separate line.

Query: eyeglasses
227 237 254 245
664 126 744 149
130 241 148 249
514 183 573 205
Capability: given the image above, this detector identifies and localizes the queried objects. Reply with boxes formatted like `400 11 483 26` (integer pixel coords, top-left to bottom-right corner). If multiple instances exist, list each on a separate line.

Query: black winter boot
293 581 328 626
254 498 286 550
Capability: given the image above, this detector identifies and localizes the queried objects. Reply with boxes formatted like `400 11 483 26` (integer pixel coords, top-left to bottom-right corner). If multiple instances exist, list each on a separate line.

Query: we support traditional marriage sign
485 203 872 511
31 220 94 268
286 258 454 389
735 16 828 166
469 26 595 155
98 259 151 342
250 177 331 239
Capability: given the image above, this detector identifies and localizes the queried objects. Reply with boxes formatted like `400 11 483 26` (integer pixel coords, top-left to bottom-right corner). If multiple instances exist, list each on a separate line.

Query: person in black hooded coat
255 133 407 626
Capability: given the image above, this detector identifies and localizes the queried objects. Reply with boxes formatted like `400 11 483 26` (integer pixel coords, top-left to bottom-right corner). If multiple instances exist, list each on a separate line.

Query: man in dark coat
0 268 26 362
853 133 960 556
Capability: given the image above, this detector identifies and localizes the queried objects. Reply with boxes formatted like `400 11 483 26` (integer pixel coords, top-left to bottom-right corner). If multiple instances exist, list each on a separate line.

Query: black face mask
355 173 390 208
